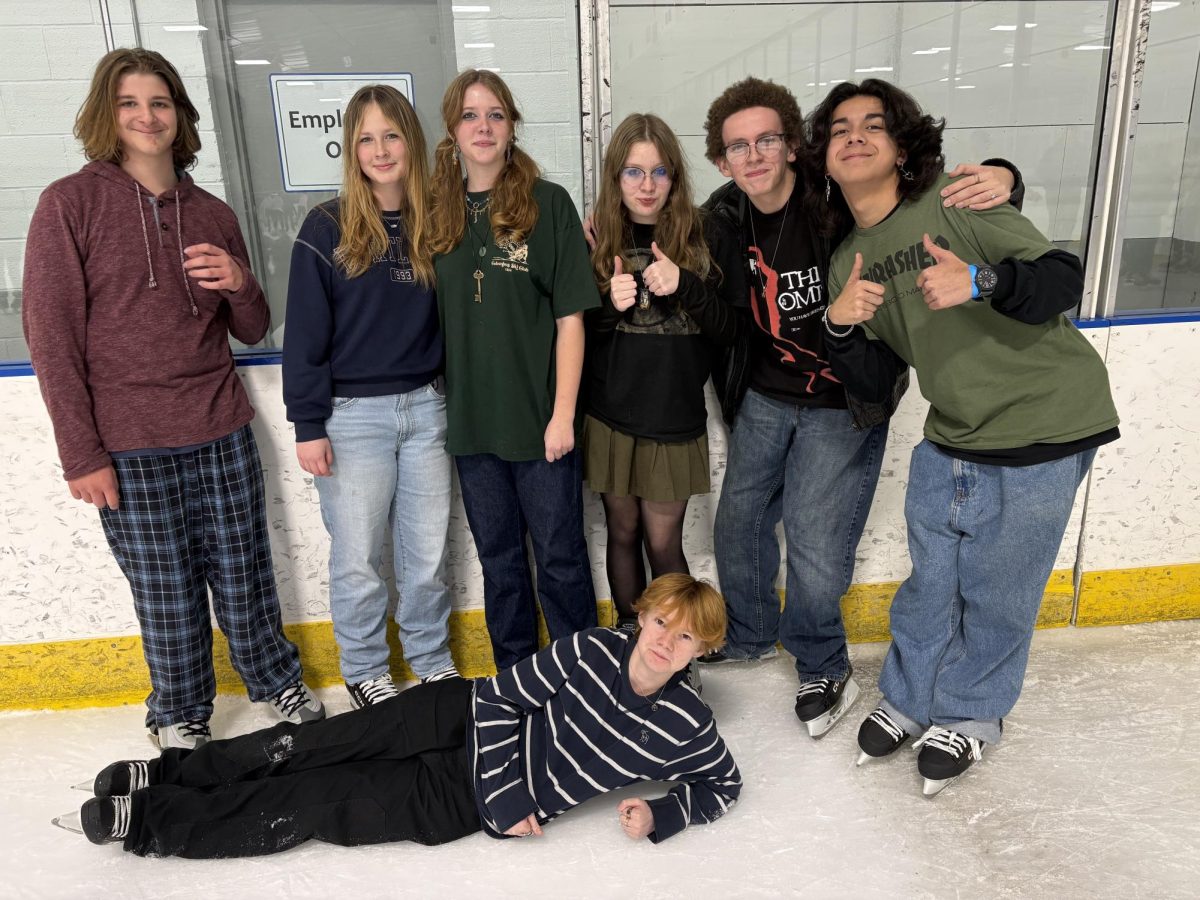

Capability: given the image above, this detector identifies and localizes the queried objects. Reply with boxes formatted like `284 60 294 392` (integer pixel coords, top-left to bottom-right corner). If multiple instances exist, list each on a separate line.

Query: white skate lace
795 677 835 700
912 726 982 761
112 795 132 840
355 674 400 704
867 708 905 742
272 682 317 716
126 761 150 792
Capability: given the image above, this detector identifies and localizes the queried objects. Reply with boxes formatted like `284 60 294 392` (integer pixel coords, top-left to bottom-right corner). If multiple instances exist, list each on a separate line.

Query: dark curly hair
703 77 805 163
805 79 945 236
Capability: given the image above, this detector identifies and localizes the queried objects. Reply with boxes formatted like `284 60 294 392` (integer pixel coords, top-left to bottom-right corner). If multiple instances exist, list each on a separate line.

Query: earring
453 143 461 161
898 163 914 182
824 173 831 202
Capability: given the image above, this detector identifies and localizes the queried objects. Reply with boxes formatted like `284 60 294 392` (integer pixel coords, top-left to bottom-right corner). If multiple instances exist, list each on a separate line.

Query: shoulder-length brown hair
332 85 433 285
591 113 712 289
74 48 201 170
429 69 540 254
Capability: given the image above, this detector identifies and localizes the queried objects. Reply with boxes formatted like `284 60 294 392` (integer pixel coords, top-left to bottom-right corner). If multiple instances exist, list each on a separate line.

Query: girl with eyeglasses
429 70 601 671
585 114 740 628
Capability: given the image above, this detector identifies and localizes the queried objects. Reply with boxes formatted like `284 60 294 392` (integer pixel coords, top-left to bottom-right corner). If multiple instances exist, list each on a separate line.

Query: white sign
269 73 415 192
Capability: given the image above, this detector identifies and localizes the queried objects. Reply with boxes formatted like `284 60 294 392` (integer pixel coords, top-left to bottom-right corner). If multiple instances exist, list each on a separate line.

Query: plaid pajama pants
100 425 302 728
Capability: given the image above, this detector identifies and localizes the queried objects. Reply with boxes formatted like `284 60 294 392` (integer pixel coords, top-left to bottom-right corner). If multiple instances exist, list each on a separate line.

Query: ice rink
2 620 1198 900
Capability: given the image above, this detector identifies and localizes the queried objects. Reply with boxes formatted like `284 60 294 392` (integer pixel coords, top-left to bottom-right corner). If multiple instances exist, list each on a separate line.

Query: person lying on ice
59 573 741 856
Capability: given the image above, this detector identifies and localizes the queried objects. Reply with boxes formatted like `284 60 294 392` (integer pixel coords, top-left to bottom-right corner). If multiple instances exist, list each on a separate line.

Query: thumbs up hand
642 242 679 297
610 256 639 311
827 252 886 327
916 234 973 310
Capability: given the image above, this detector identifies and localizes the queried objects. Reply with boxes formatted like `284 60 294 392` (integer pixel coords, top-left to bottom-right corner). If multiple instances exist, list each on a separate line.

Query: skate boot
149 719 211 751
269 680 325 723
615 617 639 637
794 668 861 738
92 760 150 797
697 647 777 665
856 707 909 765
81 796 131 844
347 672 401 708
913 726 984 796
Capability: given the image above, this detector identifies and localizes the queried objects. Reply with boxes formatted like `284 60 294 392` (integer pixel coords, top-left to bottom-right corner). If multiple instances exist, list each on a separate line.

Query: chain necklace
466 195 491 224
629 225 653 310
465 203 489 304
382 212 402 231
747 194 791 298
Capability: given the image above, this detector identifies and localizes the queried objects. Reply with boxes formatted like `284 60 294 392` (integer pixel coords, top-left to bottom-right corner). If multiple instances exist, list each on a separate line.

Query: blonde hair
75 48 201 169
592 114 713 288
429 69 540 254
332 85 433 285
634 574 727 654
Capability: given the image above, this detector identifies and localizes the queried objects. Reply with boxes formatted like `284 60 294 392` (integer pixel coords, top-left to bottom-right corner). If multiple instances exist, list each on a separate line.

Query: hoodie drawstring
133 181 199 317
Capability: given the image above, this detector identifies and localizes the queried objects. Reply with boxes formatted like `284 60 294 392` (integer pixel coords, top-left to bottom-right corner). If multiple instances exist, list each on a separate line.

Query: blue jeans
714 389 886 680
879 441 1096 745
316 386 454 683
455 449 596 671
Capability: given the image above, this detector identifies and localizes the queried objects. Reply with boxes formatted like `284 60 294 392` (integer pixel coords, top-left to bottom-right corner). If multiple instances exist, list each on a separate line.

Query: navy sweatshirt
283 200 443 441
469 628 741 843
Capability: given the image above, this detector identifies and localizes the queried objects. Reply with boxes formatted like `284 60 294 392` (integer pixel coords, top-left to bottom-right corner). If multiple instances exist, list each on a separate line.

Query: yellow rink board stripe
1 564 1195 711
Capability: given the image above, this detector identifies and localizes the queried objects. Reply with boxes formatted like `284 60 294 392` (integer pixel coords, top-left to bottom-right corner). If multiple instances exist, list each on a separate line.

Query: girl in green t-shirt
429 70 601 670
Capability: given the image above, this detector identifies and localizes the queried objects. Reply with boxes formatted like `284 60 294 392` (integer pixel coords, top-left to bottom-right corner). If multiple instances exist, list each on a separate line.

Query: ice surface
2 621 1199 899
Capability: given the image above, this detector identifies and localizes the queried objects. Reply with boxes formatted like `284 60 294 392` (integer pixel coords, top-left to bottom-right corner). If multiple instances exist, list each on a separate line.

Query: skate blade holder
922 776 954 797
51 809 84 834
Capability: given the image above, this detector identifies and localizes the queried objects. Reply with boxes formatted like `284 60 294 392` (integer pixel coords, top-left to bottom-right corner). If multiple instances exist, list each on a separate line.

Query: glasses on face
620 165 671 186
722 133 787 162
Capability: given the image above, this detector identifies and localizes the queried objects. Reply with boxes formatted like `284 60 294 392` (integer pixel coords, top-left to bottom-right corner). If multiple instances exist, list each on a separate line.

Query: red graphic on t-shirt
748 244 841 393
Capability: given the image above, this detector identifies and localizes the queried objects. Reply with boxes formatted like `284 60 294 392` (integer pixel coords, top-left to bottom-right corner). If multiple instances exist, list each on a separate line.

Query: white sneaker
268 681 325 723
150 719 211 751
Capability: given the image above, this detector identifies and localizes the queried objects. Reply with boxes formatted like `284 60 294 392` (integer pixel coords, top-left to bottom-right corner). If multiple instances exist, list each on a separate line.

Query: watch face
976 265 999 295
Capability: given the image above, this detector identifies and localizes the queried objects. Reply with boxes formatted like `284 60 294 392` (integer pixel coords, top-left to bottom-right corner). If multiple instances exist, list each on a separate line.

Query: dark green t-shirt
435 179 601 460
828 175 1119 450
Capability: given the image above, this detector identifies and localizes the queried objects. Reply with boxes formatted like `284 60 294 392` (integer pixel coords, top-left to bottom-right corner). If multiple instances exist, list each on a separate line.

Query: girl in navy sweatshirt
64 575 741 855
585 114 739 625
283 85 456 706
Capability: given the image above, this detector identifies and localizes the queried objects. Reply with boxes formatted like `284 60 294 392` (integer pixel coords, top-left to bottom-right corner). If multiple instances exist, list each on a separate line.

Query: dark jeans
455 449 597 670
125 678 480 858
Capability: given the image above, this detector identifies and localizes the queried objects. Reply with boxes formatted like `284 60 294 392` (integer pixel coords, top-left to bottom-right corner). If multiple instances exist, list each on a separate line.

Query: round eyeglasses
620 165 671 185
722 133 787 161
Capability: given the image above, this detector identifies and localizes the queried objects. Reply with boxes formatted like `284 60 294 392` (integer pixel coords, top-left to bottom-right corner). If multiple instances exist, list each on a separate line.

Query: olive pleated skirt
582 415 710 502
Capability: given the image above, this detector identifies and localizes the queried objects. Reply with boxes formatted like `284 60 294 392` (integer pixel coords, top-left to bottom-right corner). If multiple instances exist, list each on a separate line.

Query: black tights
601 493 689 619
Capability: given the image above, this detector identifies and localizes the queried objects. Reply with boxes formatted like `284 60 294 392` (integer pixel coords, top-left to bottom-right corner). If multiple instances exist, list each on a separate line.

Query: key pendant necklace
630 227 652 310
466 199 490 304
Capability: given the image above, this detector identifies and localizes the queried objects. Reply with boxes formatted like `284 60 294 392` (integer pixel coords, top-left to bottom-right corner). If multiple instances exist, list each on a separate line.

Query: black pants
125 678 481 858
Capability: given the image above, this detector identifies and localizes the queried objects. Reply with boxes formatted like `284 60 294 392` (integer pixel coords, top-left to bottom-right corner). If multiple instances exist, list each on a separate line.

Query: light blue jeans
879 441 1096 745
714 389 887 681
316 385 454 683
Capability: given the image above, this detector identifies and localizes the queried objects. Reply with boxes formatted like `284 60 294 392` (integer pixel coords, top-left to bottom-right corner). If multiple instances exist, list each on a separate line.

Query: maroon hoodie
22 161 269 481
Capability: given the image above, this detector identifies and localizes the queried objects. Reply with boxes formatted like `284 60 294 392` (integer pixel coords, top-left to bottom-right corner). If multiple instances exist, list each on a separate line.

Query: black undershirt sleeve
988 249 1083 325
823 323 908 405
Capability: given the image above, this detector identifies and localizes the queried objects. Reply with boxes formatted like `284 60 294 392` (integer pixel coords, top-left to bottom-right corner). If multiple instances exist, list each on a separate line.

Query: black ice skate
52 796 130 844
794 668 860 738
913 726 984 796
856 707 909 765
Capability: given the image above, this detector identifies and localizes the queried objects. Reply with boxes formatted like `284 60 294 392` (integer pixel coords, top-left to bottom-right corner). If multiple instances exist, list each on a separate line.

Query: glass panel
609 0 1113 262
1113 0 1200 314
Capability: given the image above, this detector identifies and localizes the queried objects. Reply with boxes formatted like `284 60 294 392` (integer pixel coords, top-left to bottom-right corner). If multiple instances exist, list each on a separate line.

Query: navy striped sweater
468 627 741 842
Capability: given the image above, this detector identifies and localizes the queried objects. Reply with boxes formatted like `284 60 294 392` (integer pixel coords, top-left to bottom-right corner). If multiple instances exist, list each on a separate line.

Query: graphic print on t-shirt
374 233 414 283
748 244 839 394
616 246 701 336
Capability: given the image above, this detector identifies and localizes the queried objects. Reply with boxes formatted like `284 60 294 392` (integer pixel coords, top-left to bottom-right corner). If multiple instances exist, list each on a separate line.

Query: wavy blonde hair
430 69 540 254
591 113 712 288
75 48 201 169
331 85 433 285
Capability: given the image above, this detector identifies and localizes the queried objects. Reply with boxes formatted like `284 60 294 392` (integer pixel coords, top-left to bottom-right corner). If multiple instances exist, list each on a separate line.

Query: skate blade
51 810 84 834
71 779 95 792
805 679 862 739
922 776 954 797
856 751 872 766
